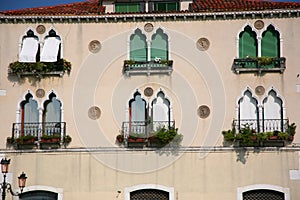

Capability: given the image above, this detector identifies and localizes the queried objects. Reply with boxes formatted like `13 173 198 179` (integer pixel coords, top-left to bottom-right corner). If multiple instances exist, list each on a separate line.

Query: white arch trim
15 185 63 200
237 184 290 200
124 184 174 200
259 23 283 57
236 23 259 58
18 28 40 54
262 86 286 119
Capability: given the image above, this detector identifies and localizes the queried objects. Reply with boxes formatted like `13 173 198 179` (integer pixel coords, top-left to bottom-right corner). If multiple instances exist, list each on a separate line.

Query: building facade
0 0 300 199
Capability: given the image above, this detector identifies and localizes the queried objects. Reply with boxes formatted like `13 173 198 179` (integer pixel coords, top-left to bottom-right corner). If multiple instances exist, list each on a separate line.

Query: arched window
151 28 168 60
129 91 147 122
130 29 147 61
20 190 58 200
239 26 257 58
261 25 280 58
19 30 39 63
20 93 39 136
43 93 62 135
151 91 170 130
238 90 259 131
262 90 283 131
243 189 284 200
43 93 61 123
130 189 169 200
41 29 62 62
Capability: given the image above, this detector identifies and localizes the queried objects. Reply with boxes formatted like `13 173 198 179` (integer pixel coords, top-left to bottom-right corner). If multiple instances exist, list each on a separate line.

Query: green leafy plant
9 59 72 74
288 123 296 136
222 129 235 141
155 127 182 146
63 135 72 144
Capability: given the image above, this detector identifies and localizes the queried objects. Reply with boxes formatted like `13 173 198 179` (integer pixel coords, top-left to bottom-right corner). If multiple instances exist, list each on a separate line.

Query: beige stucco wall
1 149 299 200
0 15 300 199
0 17 300 148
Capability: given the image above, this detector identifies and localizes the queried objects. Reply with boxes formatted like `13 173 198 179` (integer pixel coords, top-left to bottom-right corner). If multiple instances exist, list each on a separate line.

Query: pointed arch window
20 93 39 136
41 29 62 62
151 28 168 61
151 91 170 130
239 26 258 58
261 25 280 58
19 30 40 63
262 90 284 132
130 29 147 61
237 90 259 131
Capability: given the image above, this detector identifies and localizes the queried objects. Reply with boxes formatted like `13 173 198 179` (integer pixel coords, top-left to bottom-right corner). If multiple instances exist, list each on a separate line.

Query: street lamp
0 158 27 200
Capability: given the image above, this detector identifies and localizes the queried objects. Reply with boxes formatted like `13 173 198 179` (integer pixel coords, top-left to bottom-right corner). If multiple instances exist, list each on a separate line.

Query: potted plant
288 123 296 141
116 134 124 143
63 135 72 144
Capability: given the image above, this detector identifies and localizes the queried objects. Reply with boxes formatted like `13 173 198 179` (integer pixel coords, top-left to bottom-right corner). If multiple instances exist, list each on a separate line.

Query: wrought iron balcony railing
121 120 175 138
232 119 289 133
232 57 286 74
10 122 66 146
123 60 173 76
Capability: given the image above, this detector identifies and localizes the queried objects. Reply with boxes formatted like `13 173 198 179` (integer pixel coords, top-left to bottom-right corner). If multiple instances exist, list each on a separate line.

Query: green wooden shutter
151 29 168 60
261 25 279 57
239 26 257 58
130 30 147 61
154 2 179 11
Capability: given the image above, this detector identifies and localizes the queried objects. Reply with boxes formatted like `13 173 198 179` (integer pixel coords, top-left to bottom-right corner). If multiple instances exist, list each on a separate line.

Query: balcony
8 59 72 78
123 60 173 76
118 121 182 148
232 57 286 74
222 119 295 147
8 122 70 149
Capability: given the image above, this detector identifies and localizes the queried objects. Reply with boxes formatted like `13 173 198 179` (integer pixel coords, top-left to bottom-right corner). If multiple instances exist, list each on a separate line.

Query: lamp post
0 158 27 200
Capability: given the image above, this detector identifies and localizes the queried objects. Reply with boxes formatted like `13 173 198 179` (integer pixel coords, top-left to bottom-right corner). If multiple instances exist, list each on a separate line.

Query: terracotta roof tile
1 0 300 15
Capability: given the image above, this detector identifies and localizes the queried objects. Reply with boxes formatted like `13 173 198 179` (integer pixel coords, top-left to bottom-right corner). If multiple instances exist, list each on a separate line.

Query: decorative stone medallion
198 105 210 119
255 85 265 96
254 20 264 30
144 23 154 32
88 40 101 53
88 106 101 120
36 89 45 98
144 87 154 97
196 38 210 51
36 25 46 34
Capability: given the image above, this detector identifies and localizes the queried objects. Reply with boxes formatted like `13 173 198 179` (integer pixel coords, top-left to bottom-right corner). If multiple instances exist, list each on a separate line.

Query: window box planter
8 59 71 78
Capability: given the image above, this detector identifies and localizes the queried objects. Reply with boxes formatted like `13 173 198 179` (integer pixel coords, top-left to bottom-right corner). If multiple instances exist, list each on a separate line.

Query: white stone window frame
237 184 290 200
235 22 283 58
124 184 174 200
16 185 63 200
127 26 171 61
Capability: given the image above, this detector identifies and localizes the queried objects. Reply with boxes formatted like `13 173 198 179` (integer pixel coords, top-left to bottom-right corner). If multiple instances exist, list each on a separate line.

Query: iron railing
232 57 286 74
232 119 289 133
12 122 66 140
121 120 175 138
123 60 173 75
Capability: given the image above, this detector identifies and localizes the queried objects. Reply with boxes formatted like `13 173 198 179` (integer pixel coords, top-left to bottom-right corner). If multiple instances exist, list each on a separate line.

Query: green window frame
261 25 280 58
151 28 168 60
115 2 141 13
130 29 147 61
153 1 179 11
239 26 258 58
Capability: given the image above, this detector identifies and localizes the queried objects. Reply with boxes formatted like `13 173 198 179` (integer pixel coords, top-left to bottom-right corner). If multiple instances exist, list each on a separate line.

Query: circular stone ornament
144 23 154 32
88 106 101 120
144 87 154 97
254 20 264 30
198 105 210 119
255 85 265 95
196 38 210 51
36 89 45 98
36 25 46 34
88 40 101 53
